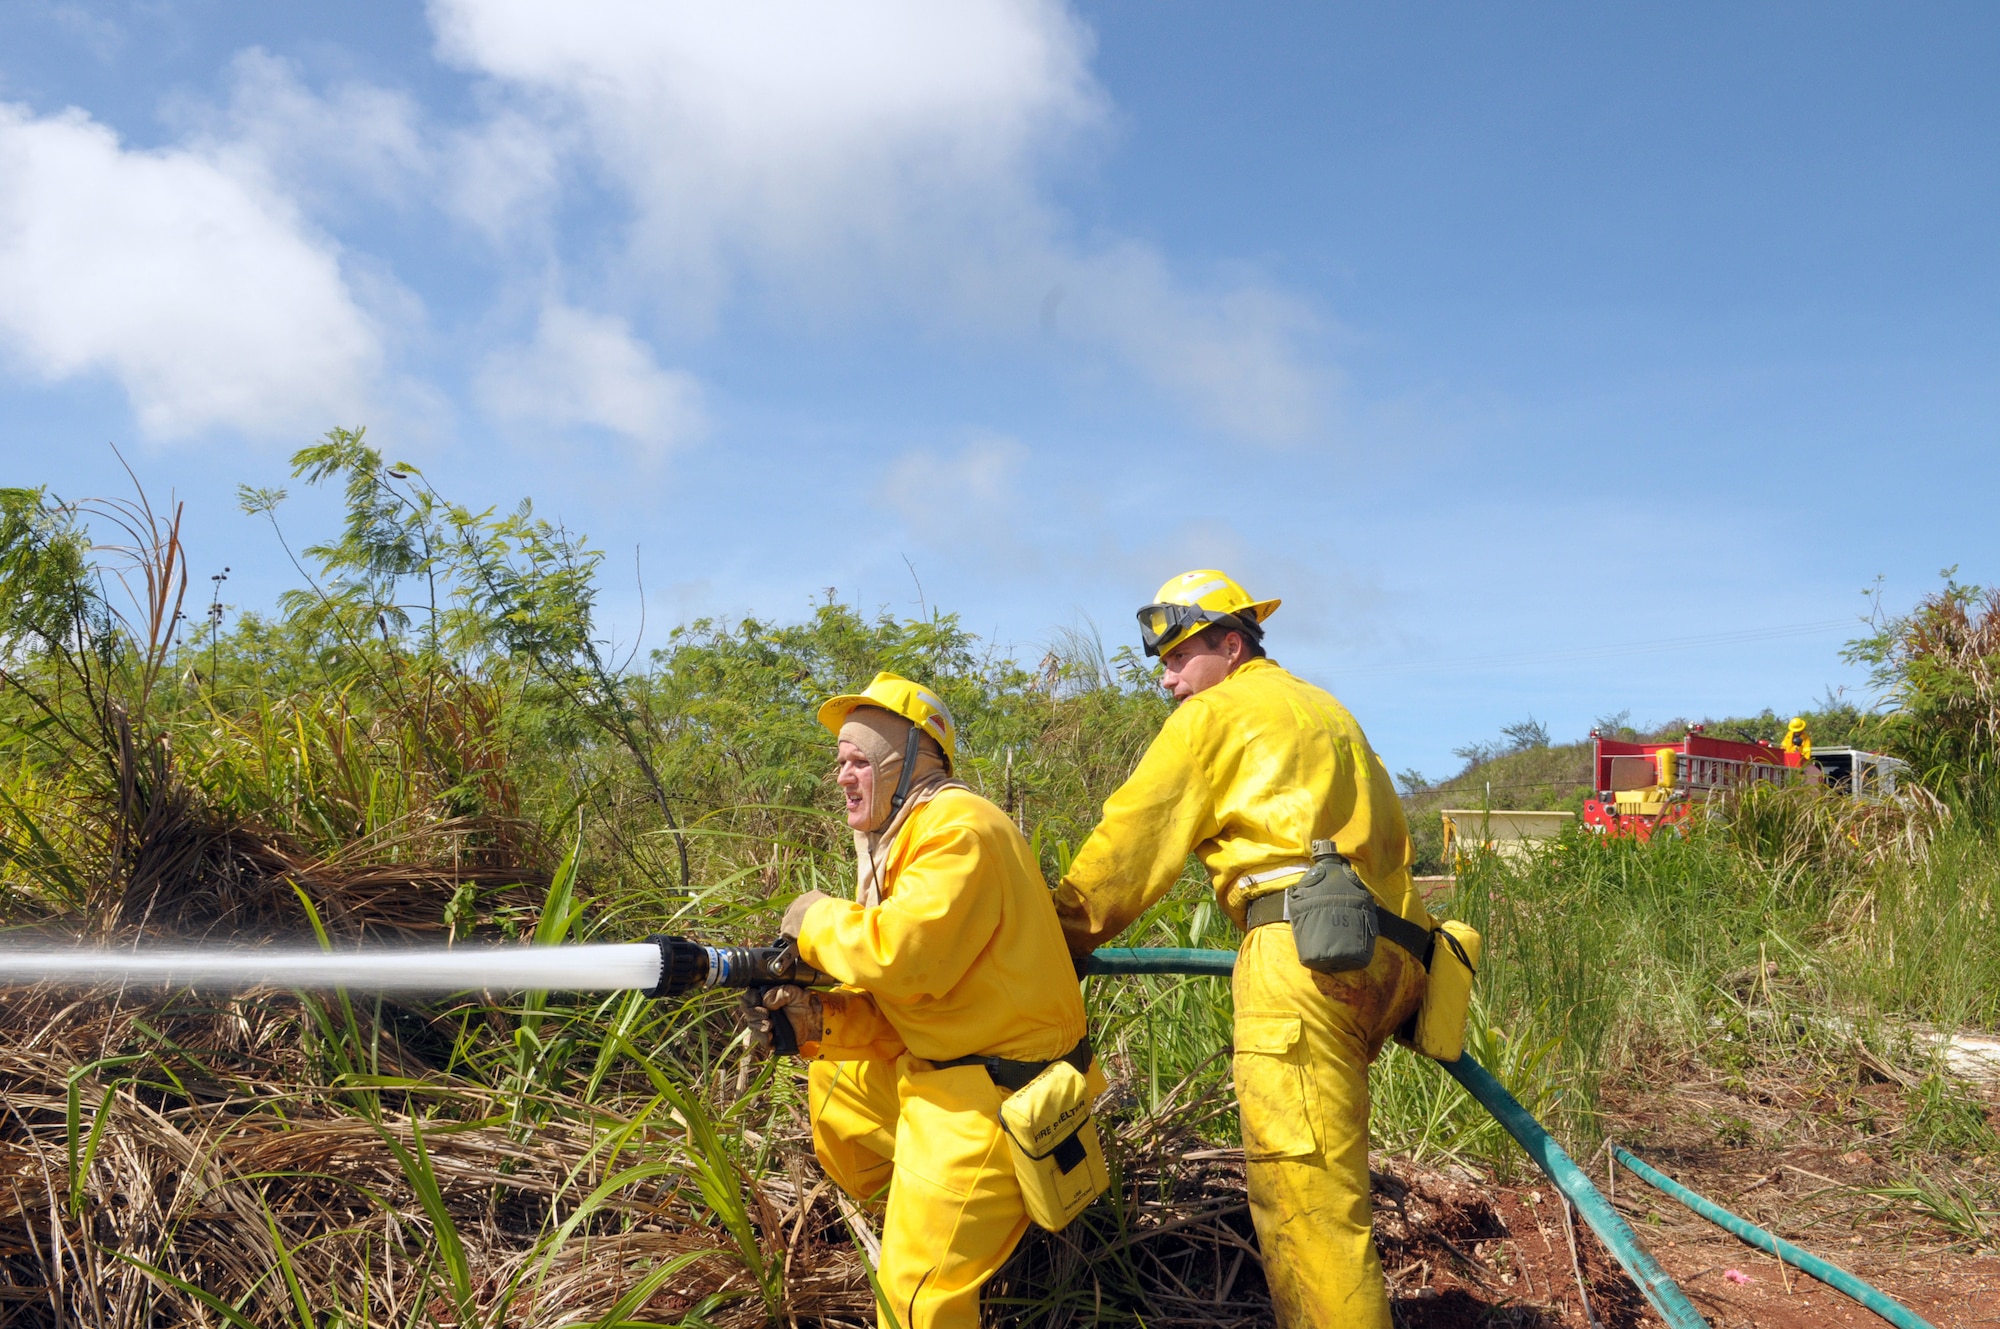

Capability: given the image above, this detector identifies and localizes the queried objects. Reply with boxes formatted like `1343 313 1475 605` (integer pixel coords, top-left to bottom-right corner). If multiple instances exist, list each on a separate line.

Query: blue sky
2 2 1995 780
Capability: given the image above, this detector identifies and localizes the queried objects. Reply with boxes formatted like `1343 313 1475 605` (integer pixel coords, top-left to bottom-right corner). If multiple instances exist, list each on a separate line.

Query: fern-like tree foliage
1847 572 2000 813
250 428 698 887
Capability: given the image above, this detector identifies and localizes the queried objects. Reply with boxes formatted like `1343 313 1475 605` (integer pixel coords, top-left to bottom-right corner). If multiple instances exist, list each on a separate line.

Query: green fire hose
1081 947 1237 978
1612 1146 1934 1329
1444 1055 1707 1326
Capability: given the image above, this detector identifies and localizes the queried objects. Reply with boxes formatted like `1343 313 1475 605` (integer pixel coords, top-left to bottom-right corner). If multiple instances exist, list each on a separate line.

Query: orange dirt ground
1379 1065 2000 1329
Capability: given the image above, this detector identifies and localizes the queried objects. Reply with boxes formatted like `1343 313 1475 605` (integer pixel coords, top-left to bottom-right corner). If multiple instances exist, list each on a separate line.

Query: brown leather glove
737 984 823 1057
781 889 834 940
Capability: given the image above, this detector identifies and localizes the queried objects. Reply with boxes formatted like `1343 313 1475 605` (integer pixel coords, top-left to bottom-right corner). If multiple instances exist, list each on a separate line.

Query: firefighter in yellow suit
1052 571 1434 1329
756 672 1096 1329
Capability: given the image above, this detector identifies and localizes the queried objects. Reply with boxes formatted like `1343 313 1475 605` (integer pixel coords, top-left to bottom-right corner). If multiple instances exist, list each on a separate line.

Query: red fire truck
1583 724 1907 840
1582 726 1802 839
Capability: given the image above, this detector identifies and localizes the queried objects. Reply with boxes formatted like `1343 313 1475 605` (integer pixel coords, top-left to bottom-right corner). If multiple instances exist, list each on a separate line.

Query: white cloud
477 303 703 454
427 0 1323 441
430 0 1098 283
190 50 430 212
443 110 565 247
0 102 383 439
0 6 1324 448
195 49 567 253
880 436 1030 554
46 3 124 62
1021 244 1326 442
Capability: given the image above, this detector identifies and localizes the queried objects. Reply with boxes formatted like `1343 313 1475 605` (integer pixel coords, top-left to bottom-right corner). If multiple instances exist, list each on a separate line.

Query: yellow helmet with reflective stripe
816 671 958 768
1136 569 1281 658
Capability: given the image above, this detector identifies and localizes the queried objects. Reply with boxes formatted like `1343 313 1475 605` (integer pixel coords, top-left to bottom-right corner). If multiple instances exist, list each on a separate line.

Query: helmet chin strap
885 722 924 819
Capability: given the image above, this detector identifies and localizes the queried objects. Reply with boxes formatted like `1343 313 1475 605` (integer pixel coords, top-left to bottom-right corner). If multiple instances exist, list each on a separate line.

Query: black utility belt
1243 883 1436 970
932 1035 1093 1092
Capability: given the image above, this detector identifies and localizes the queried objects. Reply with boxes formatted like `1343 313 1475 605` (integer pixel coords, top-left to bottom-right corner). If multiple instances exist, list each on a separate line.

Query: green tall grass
1396 784 2000 1164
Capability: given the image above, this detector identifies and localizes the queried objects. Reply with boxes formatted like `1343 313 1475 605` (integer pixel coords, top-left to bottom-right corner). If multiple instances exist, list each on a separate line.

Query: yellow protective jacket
1053 658 1431 952
797 787 1086 1064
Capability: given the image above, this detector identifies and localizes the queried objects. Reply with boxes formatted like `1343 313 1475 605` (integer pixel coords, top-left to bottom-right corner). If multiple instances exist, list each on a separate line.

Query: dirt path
1456 1186 1998 1328
1390 1182 2000 1327
1380 1063 2000 1329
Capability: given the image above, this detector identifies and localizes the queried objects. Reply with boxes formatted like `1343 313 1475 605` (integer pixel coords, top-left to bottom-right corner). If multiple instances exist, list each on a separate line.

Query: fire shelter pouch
1412 920 1482 1062
1285 841 1378 974
998 1060 1109 1231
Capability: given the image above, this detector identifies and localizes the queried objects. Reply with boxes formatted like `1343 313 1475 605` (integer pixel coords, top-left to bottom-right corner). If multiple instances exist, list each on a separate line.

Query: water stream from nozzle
0 943 664 994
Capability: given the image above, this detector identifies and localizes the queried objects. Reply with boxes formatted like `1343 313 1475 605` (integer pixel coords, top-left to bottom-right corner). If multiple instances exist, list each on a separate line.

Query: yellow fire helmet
817 671 958 770
1136 569 1281 658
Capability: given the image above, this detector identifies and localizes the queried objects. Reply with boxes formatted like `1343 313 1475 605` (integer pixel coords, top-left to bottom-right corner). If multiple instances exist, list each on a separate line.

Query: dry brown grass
0 967 1541 1329
0 980 885 1328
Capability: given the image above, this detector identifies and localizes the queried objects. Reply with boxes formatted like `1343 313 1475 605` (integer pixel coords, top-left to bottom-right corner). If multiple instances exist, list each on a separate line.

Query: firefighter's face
835 739 876 830
1160 629 1245 701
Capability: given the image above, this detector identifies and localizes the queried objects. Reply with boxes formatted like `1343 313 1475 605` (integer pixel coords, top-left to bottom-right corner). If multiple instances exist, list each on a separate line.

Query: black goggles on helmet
1136 602 1253 657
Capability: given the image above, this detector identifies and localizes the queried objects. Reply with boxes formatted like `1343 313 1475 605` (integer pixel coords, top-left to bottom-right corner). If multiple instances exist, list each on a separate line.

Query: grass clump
1900 1073 1999 1161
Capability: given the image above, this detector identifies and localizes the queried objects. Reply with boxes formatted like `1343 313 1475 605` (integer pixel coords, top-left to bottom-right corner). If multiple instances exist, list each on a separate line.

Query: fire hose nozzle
644 935 829 999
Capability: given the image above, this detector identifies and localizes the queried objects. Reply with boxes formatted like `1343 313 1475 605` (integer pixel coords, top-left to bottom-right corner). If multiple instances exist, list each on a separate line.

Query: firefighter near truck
1582 720 1907 840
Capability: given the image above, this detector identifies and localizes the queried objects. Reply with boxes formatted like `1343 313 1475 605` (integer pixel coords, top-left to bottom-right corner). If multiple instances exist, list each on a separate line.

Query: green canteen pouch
998 1060 1109 1231
1285 841 1378 974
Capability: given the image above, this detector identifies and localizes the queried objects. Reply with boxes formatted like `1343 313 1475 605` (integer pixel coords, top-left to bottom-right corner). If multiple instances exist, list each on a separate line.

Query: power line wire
1333 618 1859 680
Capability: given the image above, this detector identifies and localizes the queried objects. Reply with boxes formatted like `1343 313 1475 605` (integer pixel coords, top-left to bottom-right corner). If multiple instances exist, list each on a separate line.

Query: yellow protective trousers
1233 921 1427 1329
808 1055 1029 1329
